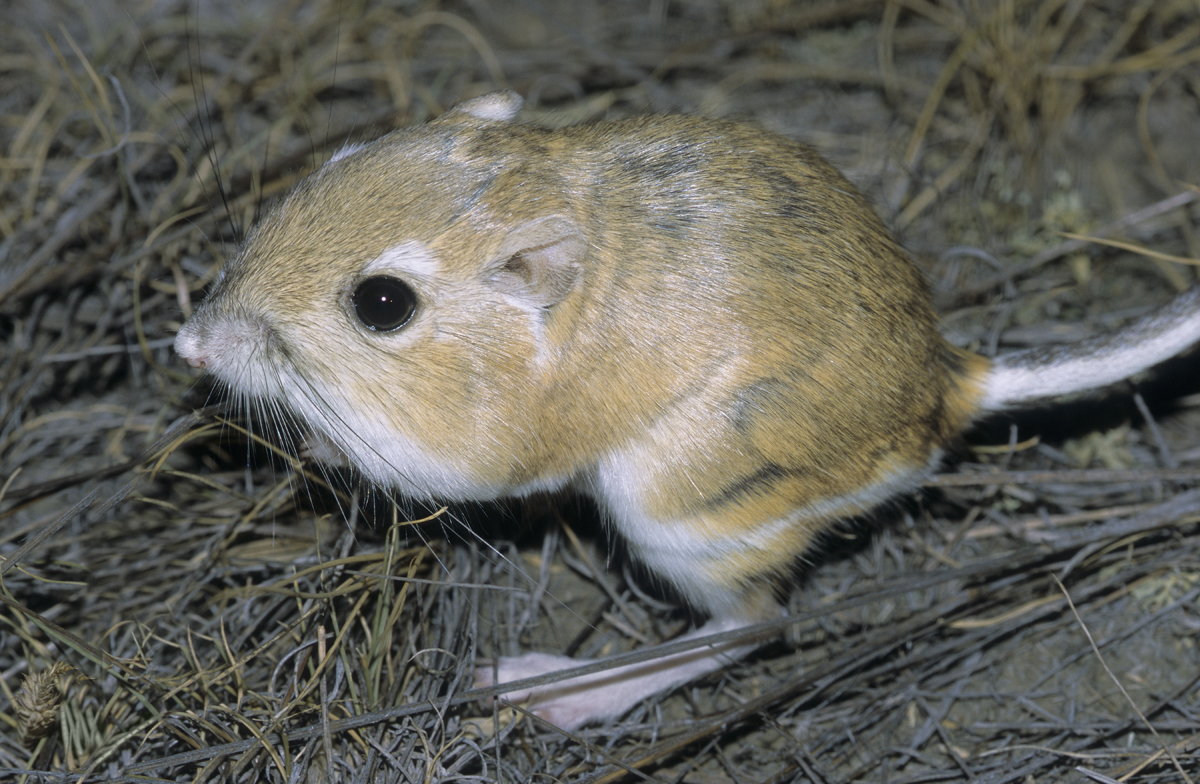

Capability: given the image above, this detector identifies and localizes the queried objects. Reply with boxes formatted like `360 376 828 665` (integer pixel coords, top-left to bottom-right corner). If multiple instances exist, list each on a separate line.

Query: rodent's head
175 92 587 500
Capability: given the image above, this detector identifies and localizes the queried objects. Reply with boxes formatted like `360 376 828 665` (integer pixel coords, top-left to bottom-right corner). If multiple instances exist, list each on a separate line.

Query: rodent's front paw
298 430 349 467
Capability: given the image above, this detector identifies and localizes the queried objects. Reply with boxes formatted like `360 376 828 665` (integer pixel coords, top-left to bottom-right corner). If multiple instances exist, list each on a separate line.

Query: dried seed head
15 661 75 749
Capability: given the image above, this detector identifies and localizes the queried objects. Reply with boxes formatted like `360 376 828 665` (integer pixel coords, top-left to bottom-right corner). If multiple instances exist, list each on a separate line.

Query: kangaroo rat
175 90 1200 731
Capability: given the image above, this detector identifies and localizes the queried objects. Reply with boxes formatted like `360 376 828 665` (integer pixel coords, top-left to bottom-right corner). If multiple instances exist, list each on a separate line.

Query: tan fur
175 92 1190 730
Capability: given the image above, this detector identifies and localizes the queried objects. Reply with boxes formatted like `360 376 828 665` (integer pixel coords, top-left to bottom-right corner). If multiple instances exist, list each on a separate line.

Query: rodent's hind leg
473 610 776 732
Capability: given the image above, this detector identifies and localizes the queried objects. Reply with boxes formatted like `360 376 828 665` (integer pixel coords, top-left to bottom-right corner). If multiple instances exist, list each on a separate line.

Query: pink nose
174 328 210 369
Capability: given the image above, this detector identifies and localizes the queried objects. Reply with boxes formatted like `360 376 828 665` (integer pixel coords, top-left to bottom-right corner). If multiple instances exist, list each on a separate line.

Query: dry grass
3 0 1200 781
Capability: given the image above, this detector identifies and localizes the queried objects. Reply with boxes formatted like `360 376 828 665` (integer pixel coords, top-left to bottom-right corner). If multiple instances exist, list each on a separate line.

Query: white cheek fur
282 378 508 502
178 301 490 499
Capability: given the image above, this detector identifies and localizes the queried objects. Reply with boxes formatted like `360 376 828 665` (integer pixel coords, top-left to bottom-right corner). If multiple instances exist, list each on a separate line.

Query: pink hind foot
474 615 768 732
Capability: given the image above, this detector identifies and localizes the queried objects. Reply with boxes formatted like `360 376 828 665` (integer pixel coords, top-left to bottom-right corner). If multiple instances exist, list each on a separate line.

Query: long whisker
257 354 600 633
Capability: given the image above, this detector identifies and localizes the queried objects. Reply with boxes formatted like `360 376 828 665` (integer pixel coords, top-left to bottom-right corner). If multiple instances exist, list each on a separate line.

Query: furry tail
979 285 1200 412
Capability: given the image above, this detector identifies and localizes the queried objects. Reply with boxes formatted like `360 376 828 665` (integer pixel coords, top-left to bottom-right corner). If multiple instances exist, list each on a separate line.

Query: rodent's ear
436 91 524 124
487 216 585 309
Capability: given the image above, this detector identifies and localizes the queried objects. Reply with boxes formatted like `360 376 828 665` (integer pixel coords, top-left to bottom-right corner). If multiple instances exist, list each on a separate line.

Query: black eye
353 276 418 332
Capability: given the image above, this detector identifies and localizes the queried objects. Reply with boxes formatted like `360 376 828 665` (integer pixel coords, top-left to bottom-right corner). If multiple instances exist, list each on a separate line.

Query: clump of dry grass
2 1 1200 781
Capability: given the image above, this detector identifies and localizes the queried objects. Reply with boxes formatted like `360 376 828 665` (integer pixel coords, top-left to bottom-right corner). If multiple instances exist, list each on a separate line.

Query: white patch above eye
363 240 440 279
327 141 368 164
